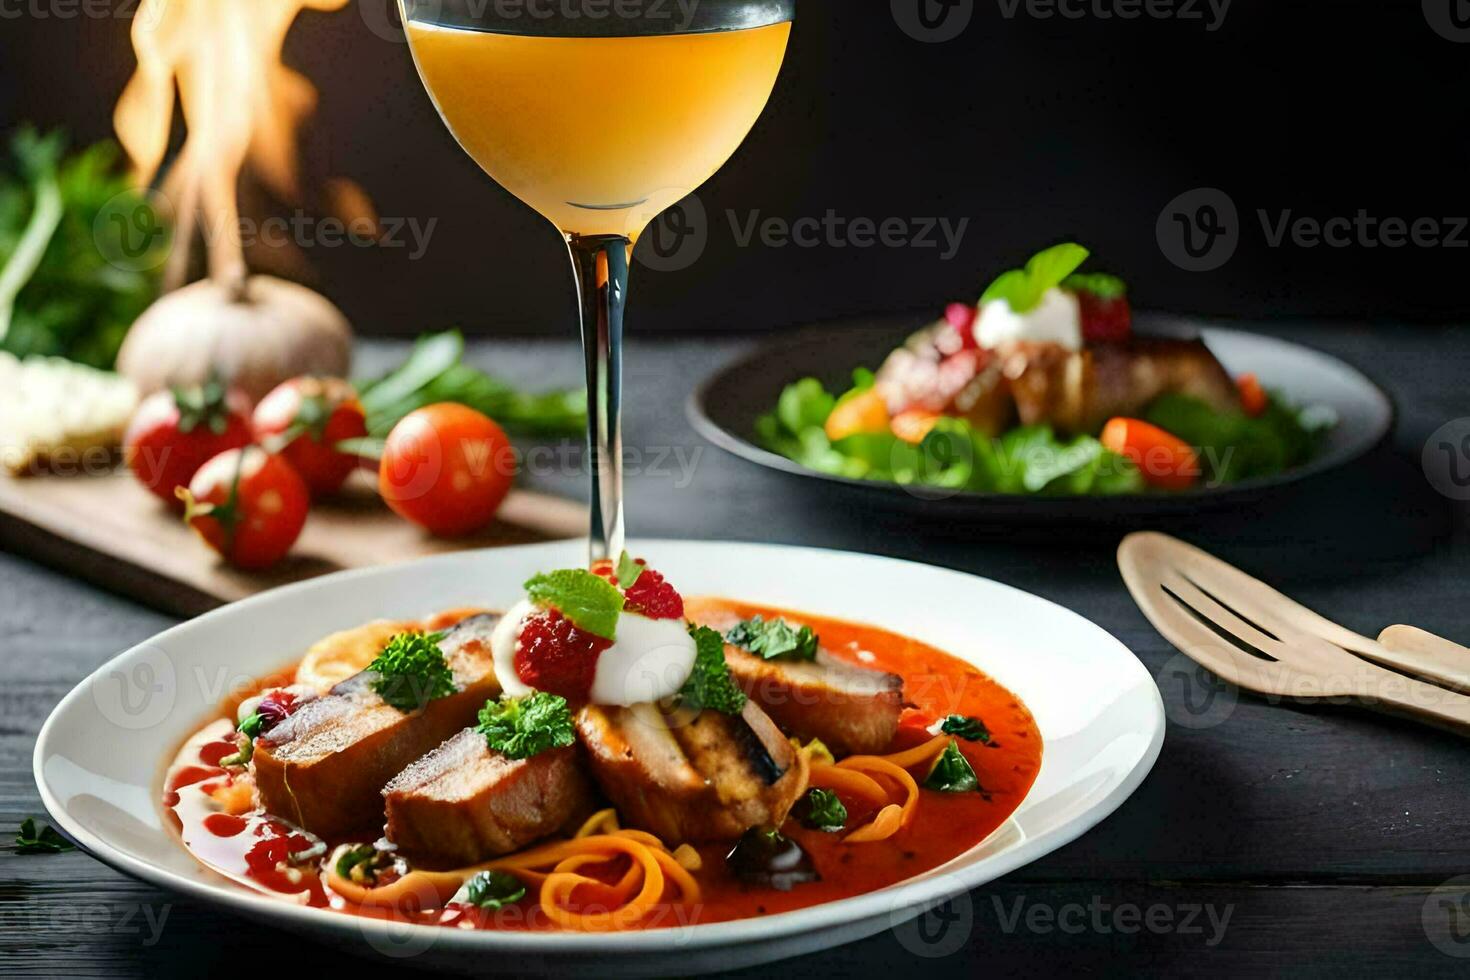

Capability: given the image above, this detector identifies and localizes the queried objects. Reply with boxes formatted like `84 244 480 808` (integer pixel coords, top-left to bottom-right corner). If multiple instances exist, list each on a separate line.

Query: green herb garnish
14 818 74 855
476 693 576 760
980 242 1090 314
358 330 584 439
1062 271 1127 300
680 626 748 716
924 741 981 793
726 616 819 662
368 631 457 712
614 550 644 589
524 568 624 641
940 714 991 743
793 788 848 833
237 712 265 739
463 870 527 910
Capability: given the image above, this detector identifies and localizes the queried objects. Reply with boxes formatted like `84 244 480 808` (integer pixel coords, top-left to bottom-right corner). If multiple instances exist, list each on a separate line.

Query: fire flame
114 0 351 291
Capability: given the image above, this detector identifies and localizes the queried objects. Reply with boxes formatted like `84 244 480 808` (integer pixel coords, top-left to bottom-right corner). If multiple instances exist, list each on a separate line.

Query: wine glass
399 0 795 562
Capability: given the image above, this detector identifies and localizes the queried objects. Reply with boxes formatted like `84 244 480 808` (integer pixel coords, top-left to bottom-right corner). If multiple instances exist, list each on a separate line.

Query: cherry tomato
124 384 253 508
1101 417 1200 491
1077 291 1132 344
181 447 310 570
252 377 368 497
1236 373 1268 418
379 404 515 538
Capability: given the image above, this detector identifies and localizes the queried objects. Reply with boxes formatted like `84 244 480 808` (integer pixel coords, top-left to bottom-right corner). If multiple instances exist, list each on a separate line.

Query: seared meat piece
877 321 1241 438
253 614 501 838
1002 337 1240 435
383 730 594 868
577 701 807 844
724 647 903 757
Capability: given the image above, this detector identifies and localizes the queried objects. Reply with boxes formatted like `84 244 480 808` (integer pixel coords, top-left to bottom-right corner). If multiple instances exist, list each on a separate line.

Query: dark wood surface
3 323 1469 977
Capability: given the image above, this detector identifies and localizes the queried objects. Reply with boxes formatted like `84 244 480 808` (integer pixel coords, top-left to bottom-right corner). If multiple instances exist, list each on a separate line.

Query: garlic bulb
117 276 352 404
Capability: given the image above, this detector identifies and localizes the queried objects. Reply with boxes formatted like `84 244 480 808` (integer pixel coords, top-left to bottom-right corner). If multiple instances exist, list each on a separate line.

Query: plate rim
687 317 1398 506
34 538 1165 957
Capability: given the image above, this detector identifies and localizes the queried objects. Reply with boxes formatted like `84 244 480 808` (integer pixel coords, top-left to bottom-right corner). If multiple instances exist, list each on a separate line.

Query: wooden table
3 325 1469 977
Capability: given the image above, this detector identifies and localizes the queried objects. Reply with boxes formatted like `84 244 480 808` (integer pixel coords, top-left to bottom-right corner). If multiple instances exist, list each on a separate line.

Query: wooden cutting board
0 468 586 617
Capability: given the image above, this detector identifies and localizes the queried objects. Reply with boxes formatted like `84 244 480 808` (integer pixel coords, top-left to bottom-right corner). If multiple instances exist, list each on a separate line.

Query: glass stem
567 233 631 566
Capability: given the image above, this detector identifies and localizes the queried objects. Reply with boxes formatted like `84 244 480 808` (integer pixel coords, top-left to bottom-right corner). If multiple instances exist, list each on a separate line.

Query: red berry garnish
623 566 684 620
944 302 979 350
514 609 610 700
1078 292 1132 344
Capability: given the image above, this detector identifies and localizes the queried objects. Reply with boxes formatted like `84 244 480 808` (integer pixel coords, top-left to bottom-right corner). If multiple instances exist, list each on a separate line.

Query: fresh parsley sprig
793 788 848 833
940 714 992 744
725 616 819 662
477 692 576 759
680 626 748 716
368 631 457 712
13 817 74 855
463 870 527 910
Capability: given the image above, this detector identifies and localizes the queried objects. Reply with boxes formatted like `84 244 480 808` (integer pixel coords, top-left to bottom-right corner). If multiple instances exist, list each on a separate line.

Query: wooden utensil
1118 532 1470 734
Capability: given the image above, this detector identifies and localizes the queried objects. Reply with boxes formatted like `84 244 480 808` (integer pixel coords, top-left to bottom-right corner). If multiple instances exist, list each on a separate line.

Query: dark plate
687 314 1396 522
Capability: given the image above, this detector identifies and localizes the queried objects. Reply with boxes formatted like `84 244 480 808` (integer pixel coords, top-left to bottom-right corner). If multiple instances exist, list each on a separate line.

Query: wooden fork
1118 532 1470 734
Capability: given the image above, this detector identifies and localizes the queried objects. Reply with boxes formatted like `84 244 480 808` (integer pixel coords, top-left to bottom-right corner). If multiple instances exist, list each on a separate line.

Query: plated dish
754 244 1337 497
35 541 1163 973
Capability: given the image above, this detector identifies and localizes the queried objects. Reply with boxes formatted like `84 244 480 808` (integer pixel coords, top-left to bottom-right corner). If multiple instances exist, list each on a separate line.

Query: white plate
35 540 1164 975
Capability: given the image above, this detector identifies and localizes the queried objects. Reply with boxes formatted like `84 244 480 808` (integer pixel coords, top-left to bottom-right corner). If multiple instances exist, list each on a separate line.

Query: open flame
114 0 354 291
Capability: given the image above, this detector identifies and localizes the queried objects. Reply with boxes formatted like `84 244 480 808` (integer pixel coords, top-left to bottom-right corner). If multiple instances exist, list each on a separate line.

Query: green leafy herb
793 788 848 833
680 626 748 716
219 731 253 767
358 330 584 439
237 712 265 740
725 615 819 662
476 693 576 760
524 568 624 640
940 714 992 743
368 631 457 712
924 741 980 793
980 243 1091 314
0 128 165 368
1062 271 1128 300
1145 393 1335 485
614 550 644 589
334 843 397 885
14 817 74 855
463 870 527 910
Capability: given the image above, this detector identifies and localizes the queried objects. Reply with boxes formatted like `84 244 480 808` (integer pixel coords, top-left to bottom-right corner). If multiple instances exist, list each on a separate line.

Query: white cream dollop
974 287 1082 351
491 599 697 707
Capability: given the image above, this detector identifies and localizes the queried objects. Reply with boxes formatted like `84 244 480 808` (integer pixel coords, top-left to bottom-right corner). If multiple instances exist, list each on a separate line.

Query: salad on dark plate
757 244 1336 497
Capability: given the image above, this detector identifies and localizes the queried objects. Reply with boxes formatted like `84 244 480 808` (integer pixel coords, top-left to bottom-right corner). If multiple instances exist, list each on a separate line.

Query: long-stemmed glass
399 0 795 562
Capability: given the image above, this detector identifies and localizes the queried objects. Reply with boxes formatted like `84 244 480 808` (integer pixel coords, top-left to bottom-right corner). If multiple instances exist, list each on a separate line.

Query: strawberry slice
1077 290 1132 344
623 565 684 620
514 609 610 700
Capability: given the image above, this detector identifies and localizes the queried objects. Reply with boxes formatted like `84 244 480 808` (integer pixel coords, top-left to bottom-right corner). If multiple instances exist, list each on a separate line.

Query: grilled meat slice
252 613 501 838
383 730 594 868
724 647 903 757
1001 336 1240 435
576 701 807 844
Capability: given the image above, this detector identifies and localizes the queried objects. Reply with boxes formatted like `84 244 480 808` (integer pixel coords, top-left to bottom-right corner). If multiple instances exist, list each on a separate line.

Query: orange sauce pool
165 602 1043 931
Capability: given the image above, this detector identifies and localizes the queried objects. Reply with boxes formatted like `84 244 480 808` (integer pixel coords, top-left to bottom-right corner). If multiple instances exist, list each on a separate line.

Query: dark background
1 0 1467 338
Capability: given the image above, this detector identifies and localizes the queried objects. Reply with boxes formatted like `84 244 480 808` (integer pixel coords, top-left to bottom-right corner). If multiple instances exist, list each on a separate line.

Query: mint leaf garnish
924 741 981 793
614 551 644 590
940 714 992 743
981 242 1091 313
464 870 527 910
725 616 819 662
524 568 624 640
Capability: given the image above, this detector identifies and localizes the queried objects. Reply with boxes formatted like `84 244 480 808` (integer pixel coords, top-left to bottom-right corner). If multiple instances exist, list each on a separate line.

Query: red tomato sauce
165 603 1043 931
